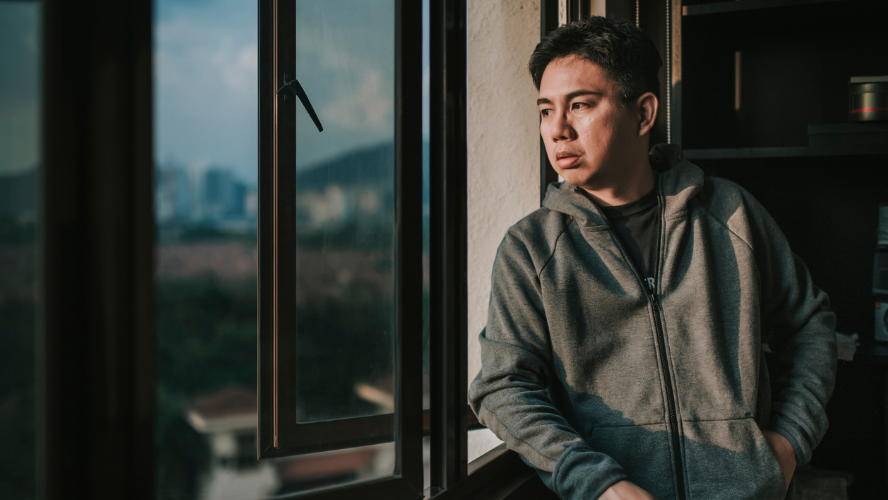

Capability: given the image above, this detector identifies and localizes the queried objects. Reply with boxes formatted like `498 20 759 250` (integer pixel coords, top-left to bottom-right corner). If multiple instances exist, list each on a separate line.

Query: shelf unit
666 1 888 496
683 143 888 160
671 0 888 150
682 0 849 16
669 0 888 329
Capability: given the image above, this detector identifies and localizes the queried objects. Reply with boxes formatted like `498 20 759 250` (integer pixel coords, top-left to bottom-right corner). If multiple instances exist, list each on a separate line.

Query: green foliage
155 274 256 500
177 224 255 243
295 292 395 420
154 257 430 496
0 297 36 500
156 275 257 395
295 221 394 250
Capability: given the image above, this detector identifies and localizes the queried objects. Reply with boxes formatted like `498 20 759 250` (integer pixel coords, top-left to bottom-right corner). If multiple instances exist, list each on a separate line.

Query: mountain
296 141 430 207
297 143 394 192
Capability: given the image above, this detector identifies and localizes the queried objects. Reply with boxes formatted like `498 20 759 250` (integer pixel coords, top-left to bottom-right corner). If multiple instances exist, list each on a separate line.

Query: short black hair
529 16 662 108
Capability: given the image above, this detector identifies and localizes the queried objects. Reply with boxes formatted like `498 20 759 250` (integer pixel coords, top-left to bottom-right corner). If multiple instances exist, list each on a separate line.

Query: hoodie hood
542 143 704 227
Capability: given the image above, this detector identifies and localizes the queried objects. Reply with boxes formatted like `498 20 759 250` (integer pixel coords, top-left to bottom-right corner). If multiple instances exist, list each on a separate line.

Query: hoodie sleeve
750 198 838 466
468 230 628 499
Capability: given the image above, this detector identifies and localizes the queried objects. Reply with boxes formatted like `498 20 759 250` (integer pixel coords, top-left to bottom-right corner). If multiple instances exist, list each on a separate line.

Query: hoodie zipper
574 186 687 500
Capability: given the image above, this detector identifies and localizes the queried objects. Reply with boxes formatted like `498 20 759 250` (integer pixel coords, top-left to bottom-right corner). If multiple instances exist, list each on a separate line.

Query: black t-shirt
599 185 659 280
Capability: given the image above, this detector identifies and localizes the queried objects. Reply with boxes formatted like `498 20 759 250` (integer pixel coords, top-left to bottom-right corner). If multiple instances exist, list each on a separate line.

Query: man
468 16 837 500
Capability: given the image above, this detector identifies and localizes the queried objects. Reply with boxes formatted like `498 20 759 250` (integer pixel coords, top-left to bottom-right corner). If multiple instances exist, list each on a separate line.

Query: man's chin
559 169 594 187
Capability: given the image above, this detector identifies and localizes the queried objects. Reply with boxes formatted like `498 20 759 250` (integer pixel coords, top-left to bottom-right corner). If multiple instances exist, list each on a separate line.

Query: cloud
155 15 256 98
320 70 393 130
153 3 258 177
214 39 258 95
0 2 41 176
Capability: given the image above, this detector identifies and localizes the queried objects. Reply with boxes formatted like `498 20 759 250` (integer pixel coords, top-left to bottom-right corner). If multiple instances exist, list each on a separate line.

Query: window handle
277 77 324 132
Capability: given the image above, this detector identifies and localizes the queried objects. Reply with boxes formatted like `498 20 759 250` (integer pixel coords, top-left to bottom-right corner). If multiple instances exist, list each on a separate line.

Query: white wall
466 0 542 461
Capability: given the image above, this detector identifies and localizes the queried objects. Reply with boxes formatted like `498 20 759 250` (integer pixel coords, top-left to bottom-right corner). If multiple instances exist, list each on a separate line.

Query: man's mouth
555 152 581 169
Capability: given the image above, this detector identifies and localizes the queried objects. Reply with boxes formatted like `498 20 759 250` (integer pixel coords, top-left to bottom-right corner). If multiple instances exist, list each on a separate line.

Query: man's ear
635 92 658 138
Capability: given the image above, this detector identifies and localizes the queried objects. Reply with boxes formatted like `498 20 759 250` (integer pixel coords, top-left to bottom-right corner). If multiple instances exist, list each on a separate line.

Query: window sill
424 444 557 500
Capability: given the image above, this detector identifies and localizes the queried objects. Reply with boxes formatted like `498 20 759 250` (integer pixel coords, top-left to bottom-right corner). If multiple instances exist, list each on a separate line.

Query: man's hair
528 16 662 108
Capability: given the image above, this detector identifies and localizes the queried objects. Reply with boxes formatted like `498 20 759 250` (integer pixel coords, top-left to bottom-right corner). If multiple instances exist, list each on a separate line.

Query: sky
154 0 261 184
155 0 429 185
0 0 428 183
0 2 41 177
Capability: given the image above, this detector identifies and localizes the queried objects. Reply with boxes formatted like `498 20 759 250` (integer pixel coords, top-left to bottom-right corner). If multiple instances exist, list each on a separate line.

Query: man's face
537 55 641 191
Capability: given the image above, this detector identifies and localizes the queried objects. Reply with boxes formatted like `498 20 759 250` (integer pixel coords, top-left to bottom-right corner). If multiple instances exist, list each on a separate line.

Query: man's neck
578 160 656 208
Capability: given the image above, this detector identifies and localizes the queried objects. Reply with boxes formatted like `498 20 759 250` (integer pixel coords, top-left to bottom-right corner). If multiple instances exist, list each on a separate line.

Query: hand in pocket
761 430 797 490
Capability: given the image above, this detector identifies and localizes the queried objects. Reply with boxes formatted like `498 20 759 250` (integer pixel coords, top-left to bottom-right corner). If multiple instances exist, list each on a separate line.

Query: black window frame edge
428 0 469 492
40 0 156 499
425 445 540 500
258 0 424 497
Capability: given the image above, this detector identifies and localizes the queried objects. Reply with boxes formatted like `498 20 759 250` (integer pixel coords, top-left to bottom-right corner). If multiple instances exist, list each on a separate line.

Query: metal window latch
277 76 324 132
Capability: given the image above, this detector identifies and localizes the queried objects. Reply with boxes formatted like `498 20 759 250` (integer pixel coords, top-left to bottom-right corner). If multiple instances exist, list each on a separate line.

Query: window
32 0 555 498
259 3 425 497
261 0 407 455
258 0 479 497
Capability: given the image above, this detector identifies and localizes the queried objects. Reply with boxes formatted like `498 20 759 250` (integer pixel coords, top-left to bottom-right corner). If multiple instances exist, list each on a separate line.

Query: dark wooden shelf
682 0 847 17
853 343 888 368
682 144 888 160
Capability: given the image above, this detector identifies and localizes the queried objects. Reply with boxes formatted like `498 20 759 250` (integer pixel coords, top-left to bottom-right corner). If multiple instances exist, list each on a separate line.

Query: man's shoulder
696 172 754 210
498 206 573 268
693 171 774 245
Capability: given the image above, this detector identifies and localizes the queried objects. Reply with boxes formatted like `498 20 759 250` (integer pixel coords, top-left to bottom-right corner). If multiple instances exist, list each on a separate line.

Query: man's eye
540 109 551 117
571 102 589 110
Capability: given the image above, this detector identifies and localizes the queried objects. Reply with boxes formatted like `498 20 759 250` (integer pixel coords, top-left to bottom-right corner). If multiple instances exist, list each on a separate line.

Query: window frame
257 0 425 497
258 0 551 498
268 0 412 455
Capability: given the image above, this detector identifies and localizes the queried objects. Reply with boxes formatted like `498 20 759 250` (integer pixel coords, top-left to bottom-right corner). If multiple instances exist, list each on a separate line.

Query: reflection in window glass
0 2 41 499
293 0 397 424
153 0 418 497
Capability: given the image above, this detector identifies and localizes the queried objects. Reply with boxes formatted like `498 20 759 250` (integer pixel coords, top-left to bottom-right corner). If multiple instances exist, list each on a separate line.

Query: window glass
154 0 412 497
291 0 397 424
154 1 263 495
0 2 41 499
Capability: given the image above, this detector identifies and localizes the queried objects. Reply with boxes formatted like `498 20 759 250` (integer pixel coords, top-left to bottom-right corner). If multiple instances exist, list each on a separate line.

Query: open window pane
292 0 397 425
282 0 397 439
261 5 425 492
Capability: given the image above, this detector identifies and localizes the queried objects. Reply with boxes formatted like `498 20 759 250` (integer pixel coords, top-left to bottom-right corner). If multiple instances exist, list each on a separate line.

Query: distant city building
202 168 246 220
156 163 194 222
244 188 258 220
155 144 409 234
156 163 259 232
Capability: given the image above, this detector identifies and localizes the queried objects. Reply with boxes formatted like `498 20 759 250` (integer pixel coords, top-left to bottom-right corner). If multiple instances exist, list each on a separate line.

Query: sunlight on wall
467 0 541 462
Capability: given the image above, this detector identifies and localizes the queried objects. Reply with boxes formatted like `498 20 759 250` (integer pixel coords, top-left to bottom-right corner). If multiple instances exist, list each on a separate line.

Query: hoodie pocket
587 423 676 500
682 418 786 500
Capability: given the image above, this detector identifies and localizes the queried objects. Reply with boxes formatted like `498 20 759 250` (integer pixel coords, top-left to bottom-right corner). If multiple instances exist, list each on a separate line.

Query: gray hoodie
468 144 837 500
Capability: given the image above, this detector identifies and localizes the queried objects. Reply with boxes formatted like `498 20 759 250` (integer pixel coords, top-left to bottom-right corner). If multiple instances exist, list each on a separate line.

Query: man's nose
546 111 575 142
